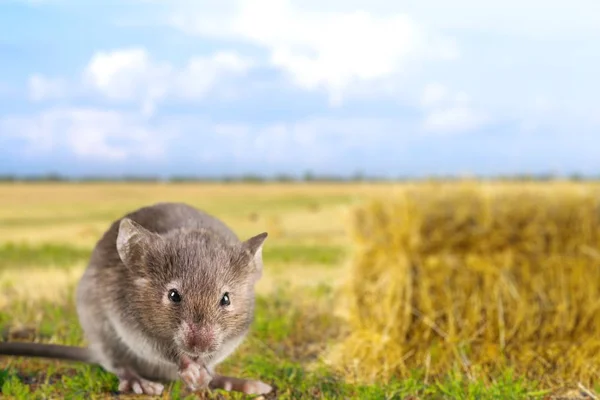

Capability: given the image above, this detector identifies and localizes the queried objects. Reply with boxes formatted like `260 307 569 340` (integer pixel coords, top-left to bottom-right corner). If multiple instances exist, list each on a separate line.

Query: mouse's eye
220 292 230 307
168 289 182 303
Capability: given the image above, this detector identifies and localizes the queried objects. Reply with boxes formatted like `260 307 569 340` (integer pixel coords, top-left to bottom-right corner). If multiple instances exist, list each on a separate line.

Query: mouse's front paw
178 360 212 391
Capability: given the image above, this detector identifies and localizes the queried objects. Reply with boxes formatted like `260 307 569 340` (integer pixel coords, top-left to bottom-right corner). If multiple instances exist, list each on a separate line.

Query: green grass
0 360 552 400
1 287 551 399
0 210 121 228
0 243 346 271
0 366 550 400
263 244 346 265
0 243 91 270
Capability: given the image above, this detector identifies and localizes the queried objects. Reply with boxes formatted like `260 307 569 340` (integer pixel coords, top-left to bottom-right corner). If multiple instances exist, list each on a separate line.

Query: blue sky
0 0 599 178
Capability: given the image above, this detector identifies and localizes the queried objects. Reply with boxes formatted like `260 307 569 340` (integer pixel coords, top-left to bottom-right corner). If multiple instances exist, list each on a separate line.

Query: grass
263 244 346 265
0 243 91 270
0 182 596 399
0 242 345 271
0 288 547 400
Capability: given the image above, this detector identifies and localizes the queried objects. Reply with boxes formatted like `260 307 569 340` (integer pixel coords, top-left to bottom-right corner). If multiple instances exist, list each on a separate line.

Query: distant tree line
0 171 595 183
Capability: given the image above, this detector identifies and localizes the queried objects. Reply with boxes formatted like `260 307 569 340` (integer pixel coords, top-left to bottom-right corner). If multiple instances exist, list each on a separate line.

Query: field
0 182 598 399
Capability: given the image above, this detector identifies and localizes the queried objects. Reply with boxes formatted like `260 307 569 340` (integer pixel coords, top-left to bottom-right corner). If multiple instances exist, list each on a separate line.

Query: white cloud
174 51 254 100
28 74 67 102
210 116 405 166
82 48 172 116
420 82 447 107
397 0 600 40
243 0 600 40
419 83 487 134
168 0 459 103
14 0 599 143
423 105 486 134
83 48 164 100
1 107 169 160
1 105 410 168
29 47 255 116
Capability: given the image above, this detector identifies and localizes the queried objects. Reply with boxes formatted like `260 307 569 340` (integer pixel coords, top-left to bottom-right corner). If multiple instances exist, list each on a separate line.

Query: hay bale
332 184 600 386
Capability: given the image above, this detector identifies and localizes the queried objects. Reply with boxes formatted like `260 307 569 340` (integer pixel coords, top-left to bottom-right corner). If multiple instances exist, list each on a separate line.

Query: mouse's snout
180 321 216 354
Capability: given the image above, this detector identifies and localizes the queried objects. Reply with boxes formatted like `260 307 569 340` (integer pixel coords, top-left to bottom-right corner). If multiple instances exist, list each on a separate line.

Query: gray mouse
0 202 273 396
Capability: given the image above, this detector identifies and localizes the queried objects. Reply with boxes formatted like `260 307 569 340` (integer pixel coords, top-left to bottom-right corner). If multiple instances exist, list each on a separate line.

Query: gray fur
76 202 267 385
0 202 270 394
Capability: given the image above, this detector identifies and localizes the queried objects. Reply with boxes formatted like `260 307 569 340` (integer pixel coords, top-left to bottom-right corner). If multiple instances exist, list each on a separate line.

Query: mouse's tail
0 341 92 363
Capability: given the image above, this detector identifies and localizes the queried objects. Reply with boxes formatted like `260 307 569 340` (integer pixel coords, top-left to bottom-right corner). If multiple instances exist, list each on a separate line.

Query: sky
0 0 599 178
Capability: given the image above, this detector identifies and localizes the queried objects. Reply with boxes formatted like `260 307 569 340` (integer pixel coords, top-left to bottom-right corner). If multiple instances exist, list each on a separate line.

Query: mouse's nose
184 323 215 353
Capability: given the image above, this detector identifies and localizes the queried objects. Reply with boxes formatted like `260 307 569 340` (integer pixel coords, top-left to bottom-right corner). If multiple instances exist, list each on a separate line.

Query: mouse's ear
240 232 268 281
116 218 155 267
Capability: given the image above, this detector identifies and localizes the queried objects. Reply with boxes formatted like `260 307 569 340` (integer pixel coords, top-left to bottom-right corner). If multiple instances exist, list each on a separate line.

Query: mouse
0 202 273 396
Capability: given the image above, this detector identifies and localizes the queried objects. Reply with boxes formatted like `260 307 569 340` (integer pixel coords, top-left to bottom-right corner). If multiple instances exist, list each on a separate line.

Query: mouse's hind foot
116 368 165 395
209 374 273 395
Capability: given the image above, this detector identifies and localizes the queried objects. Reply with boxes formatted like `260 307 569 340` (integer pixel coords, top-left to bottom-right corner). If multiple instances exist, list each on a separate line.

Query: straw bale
332 184 600 386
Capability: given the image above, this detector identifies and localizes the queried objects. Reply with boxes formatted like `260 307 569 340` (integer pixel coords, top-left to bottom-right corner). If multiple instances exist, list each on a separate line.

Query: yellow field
1 181 599 399
0 182 381 398
0 182 394 306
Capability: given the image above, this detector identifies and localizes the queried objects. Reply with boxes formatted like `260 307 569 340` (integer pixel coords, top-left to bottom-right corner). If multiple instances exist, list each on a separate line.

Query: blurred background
1 1 599 399
1 0 598 180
